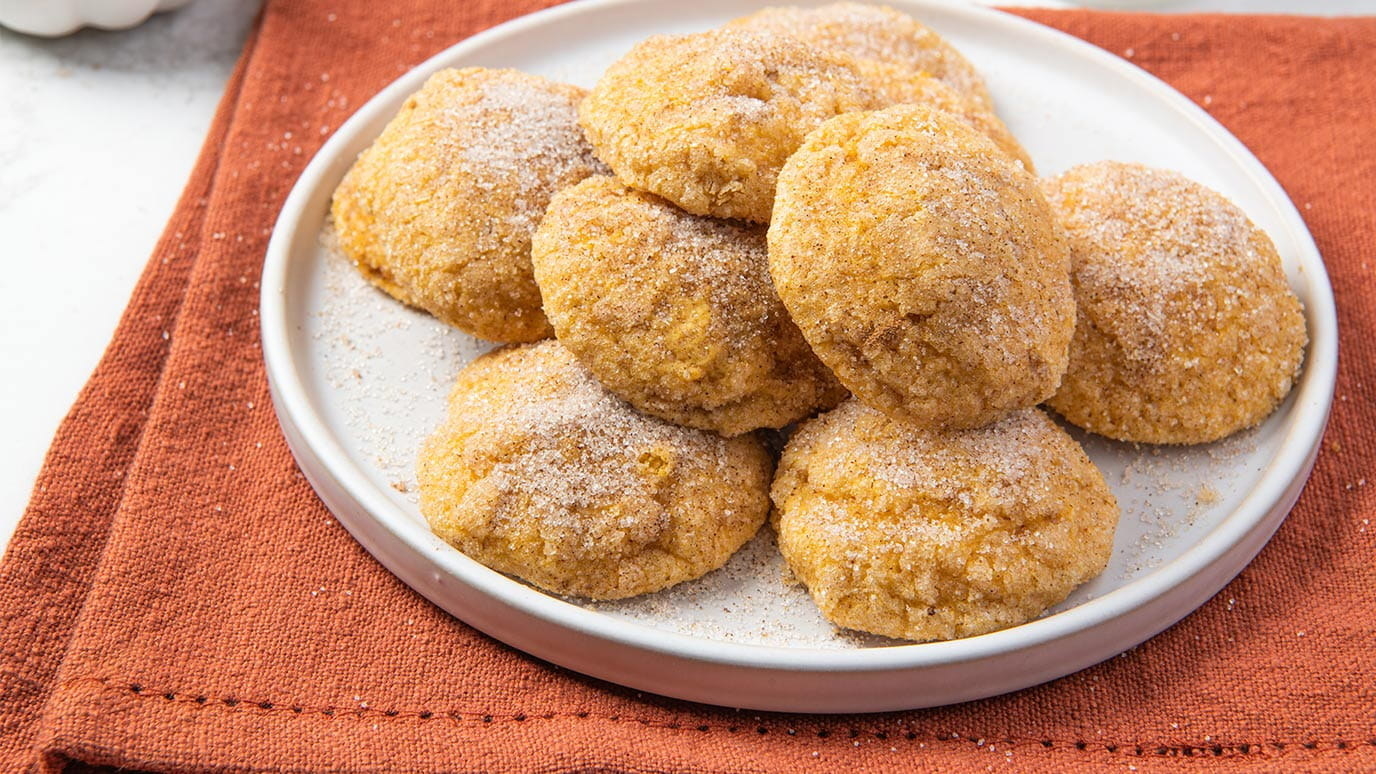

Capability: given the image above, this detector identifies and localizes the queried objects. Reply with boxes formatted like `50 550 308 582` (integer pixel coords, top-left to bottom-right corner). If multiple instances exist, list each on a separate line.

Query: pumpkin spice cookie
769 104 1073 429
772 400 1119 642
579 27 1026 224
331 67 604 342
418 341 773 600
1042 161 1307 444
727 1 995 113
531 176 846 436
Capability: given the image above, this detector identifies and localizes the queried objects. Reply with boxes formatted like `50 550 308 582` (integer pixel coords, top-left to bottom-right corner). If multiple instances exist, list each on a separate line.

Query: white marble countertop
0 0 1368 554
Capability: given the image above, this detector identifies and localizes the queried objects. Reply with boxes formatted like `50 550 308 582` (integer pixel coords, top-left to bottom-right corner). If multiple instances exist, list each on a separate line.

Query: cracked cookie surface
331 67 603 342
772 400 1119 642
1043 162 1307 444
532 176 846 436
419 341 772 600
769 104 1073 429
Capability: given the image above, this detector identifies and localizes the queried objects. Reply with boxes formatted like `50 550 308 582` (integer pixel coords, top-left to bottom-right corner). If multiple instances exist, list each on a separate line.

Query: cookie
532 176 846 436
1042 162 1307 444
419 341 773 599
728 2 993 113
580 28 1027 223
331 67 603 341
772 400 1119 642
770 105 1073 429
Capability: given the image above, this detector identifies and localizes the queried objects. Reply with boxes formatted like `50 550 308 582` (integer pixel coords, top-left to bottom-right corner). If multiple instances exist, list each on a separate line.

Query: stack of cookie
329 3 1306 642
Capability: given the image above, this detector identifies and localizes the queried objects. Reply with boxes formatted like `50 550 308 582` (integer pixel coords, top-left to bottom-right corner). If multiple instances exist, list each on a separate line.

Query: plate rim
260 0 1339 677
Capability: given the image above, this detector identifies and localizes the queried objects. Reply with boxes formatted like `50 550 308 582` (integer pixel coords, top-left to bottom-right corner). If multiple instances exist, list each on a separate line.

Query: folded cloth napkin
1 1 1373 771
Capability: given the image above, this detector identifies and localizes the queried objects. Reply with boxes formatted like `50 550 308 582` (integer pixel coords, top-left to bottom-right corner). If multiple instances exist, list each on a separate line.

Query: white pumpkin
0 0 193 37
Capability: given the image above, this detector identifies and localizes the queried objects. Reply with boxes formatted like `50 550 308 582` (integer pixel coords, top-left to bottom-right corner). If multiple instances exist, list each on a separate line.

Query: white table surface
0 0 1368 555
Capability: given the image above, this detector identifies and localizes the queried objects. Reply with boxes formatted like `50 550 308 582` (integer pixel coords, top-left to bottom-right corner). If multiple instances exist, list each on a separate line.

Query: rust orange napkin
2 2 1373 771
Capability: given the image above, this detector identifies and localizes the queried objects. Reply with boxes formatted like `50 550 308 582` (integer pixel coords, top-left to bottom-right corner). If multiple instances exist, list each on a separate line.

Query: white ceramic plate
261 0 1337 712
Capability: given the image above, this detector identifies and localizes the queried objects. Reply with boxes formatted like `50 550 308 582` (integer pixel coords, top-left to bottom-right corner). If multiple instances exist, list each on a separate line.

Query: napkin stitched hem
58 674 1374 762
